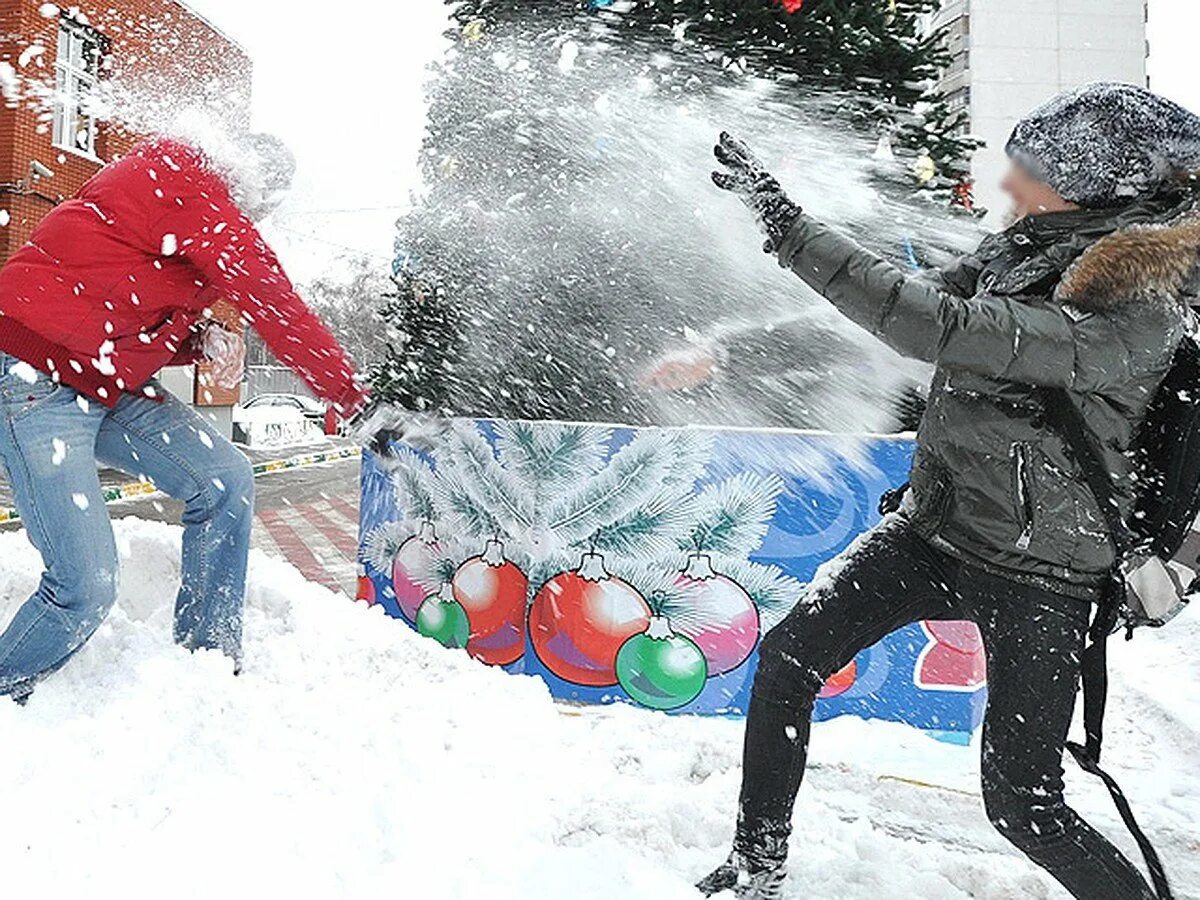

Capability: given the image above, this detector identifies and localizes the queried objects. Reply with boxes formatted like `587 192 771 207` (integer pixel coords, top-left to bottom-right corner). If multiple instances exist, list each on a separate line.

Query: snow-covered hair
1006 83 1200 208
164 109 296 218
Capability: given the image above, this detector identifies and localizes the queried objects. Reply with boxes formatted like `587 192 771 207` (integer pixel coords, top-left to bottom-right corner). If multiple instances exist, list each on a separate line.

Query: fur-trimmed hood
1058 207 1200 312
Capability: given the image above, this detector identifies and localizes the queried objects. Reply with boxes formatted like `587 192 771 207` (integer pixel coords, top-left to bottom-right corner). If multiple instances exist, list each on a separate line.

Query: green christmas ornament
417 584 471 650
616 616 708 711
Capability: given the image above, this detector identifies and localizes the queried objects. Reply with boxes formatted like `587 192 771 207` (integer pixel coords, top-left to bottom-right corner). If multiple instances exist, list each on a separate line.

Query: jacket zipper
1011 442 1036 550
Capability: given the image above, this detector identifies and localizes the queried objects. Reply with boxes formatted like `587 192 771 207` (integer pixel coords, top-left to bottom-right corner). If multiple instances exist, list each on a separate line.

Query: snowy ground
0 518 1196 899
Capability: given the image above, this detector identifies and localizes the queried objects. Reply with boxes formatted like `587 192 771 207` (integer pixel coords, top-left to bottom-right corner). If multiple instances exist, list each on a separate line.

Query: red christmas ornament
779 0 804 13
673 554 761 676
917 621 987 689
529 552 652 687
452 539 529 667
819 660 858 699
356 564 377 606
392 520 441 623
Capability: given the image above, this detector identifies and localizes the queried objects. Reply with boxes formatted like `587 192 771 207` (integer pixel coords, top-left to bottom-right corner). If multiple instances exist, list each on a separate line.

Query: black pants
737 517 1155 900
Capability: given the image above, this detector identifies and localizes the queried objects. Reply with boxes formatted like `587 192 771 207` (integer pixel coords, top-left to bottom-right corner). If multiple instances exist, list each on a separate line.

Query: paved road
0 448 364 596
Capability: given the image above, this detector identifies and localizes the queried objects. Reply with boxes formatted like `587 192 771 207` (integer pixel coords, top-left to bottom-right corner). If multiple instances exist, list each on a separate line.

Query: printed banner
358 421 987 739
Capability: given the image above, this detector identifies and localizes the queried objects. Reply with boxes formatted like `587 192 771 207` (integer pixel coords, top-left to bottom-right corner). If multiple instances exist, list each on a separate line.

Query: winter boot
696 852 787 899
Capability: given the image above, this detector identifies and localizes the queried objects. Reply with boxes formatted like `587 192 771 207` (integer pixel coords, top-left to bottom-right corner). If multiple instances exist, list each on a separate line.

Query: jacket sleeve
776 214 1131 392
153 168 366 414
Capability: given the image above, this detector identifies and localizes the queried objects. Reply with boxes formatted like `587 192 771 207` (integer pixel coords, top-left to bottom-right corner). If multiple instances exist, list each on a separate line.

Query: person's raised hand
712 132 802 253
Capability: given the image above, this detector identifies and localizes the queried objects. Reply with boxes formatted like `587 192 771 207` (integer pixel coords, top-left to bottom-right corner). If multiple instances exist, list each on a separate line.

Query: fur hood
1058 207 1200 312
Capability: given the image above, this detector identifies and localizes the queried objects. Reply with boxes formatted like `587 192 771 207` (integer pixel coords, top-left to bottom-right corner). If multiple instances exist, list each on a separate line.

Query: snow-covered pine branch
687 471 785 556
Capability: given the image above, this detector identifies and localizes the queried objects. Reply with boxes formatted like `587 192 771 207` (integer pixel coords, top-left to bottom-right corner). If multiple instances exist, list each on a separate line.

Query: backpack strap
1041 388 1175 900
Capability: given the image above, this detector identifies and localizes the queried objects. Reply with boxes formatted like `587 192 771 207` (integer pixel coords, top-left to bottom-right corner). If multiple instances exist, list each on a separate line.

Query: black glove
712 132 802 253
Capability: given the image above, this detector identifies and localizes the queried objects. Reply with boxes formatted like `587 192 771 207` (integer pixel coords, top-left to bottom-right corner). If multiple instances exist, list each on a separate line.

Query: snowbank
0 519 1195 899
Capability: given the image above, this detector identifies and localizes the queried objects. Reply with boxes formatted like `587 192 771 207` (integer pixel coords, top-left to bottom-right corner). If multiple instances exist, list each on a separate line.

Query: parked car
240 393 327 426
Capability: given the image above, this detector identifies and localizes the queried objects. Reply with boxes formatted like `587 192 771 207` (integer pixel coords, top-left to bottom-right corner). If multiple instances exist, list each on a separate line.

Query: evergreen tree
602 0 979 202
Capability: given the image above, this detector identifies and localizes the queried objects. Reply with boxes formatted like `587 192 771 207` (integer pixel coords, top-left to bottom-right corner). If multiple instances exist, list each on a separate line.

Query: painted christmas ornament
918 621 987 688
392 520 440 623
674 554 761 676
529 552 652 687
452 539 529 667
356 565 377 606
417 583 471 650
819 660 858 699
617 617 708 711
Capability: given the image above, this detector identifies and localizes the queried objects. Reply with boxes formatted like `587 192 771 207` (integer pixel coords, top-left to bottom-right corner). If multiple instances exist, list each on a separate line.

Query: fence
244 366 314 402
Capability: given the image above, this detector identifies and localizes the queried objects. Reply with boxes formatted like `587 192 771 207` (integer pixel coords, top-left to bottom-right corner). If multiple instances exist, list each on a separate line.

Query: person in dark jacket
698 83 1200 899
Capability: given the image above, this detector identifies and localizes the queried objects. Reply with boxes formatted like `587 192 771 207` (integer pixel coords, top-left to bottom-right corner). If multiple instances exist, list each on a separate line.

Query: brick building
0 0 252 429
1 0 251 260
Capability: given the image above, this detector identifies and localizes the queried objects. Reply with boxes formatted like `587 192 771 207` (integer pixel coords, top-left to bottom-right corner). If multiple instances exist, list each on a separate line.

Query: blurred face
1000 162 1078 221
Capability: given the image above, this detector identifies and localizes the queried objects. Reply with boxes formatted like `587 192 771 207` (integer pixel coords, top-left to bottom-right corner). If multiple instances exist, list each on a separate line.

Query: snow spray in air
386 13 985 433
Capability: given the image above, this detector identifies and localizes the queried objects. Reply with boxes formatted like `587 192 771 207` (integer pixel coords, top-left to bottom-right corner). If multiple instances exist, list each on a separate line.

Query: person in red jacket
0 134 366 702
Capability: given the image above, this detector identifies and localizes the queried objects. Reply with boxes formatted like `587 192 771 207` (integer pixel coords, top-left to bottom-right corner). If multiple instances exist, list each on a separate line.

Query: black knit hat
1006 83 1200 208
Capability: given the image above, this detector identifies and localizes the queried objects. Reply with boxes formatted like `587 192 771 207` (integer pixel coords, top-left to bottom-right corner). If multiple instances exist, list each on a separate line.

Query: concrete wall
952 0 1147 219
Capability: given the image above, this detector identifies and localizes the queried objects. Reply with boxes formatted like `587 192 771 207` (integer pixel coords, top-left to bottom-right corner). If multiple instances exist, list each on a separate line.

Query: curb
0 446 360 525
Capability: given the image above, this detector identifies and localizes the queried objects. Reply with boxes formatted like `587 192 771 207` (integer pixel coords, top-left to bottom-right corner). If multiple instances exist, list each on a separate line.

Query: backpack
1041 333 1200 900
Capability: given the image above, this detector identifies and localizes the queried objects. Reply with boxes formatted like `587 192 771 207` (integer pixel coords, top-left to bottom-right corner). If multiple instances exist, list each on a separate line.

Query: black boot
696 852 787 899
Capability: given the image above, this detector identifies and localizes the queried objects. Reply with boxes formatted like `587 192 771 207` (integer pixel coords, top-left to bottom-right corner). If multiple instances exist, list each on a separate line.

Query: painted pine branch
388 447 438 522
587 487 698 561
688 471 785 556
431 468 504 540
547 429 680 545
444 421 535 535
494 421 611 502
712 556 803 630
361 521 413 573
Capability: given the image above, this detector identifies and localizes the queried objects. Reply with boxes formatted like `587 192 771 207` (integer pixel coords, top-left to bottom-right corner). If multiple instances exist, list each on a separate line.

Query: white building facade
932 0 1148 219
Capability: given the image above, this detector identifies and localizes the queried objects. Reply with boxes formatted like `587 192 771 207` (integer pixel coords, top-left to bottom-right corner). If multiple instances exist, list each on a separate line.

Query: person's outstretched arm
153 148 366 415
712 133 1141 395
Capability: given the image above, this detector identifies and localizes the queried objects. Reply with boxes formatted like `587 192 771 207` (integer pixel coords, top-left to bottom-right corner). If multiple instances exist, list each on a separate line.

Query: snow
1 518 1196 898
8 360 38 384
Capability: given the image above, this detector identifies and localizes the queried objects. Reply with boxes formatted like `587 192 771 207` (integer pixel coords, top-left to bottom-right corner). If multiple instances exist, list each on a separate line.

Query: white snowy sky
183 0 453 281
182 0 1198 282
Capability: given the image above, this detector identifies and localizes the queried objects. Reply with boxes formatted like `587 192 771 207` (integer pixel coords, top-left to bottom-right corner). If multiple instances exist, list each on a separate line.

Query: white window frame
52 21 103 160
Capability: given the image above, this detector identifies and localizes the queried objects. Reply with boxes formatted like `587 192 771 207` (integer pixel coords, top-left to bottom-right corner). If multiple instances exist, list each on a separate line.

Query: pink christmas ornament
674 554 761 676
392 520 441 623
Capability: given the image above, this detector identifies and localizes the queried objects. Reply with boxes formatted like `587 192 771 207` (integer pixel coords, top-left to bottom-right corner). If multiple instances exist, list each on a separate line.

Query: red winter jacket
0 138 365 412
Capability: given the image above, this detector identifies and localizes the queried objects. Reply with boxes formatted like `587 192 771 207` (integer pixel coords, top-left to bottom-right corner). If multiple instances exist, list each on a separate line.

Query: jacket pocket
1011 442 1036 550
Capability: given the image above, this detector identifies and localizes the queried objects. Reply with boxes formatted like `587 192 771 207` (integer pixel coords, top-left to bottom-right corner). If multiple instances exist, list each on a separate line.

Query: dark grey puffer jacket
778 193 1200 599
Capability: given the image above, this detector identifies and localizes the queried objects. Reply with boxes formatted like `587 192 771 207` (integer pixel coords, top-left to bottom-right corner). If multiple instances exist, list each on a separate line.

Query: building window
52 21 103 158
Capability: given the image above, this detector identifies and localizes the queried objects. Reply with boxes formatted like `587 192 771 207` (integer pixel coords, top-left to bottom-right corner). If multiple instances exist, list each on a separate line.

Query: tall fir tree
601 0 979 202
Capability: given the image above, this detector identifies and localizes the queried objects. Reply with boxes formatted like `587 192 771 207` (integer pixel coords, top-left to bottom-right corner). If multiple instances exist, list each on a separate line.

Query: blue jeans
0 354 253 699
